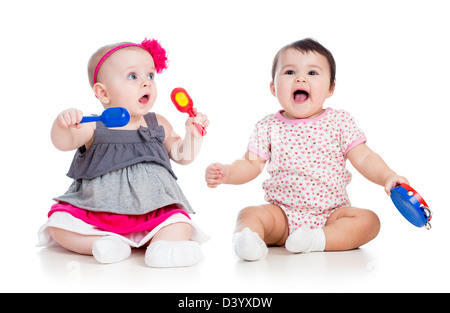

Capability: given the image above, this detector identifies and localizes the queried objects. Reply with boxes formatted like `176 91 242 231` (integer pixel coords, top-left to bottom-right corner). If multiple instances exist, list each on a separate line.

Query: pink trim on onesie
275 108 331 124
343 137 367 155
49 202 190 235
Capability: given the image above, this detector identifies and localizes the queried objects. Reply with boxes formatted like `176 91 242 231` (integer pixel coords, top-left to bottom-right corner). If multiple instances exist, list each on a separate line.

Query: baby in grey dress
39 39 209 267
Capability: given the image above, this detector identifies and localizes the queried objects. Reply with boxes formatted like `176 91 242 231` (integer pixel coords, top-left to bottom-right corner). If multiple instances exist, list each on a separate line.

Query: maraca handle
80 116 100 123
188 110 207 136
194 123 207 136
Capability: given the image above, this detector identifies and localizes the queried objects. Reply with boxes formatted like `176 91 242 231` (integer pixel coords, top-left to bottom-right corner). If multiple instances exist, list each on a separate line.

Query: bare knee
152 222 192 242
325 207 381 250
48 227 71 244
235 206 268 232
348 209 380 243
361 210 381 240
48 227 99 255
236 206 261 223
235 204 288 245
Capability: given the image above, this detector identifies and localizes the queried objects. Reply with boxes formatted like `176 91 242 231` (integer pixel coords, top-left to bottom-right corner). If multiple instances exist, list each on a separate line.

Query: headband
92 38 168 85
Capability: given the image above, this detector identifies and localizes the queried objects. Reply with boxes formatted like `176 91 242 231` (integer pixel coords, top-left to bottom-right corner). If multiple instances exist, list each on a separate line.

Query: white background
1 0 449 292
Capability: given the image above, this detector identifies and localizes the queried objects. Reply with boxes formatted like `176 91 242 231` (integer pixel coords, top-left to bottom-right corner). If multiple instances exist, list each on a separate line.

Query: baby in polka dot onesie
205 38 409 261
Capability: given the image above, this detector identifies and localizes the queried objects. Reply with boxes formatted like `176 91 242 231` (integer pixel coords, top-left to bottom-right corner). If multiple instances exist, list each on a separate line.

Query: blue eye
127 73 137 80
148 73 154 80
285 70 295 75
308 71 318 76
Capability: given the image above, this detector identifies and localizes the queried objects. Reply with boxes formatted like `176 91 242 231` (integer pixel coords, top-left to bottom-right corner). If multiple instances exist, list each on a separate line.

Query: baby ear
270 81 276 97
93 83 111 104
327 82 336 98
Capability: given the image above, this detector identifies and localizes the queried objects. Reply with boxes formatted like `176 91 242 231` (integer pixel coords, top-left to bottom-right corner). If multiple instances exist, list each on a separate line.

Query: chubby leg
145 222 202 267
285 207 380 253
233 204 289 261
48 227 101 255
151 221 192 242
235 204 289 245
48 227 131 263
323 207 380 251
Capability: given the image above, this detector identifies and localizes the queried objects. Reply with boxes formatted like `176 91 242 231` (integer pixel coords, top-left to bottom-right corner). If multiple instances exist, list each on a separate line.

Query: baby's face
98 47 157 117
270 48 334 119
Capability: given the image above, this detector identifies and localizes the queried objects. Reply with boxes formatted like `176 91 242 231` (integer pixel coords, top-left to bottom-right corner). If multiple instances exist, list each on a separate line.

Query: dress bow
138 126 165 142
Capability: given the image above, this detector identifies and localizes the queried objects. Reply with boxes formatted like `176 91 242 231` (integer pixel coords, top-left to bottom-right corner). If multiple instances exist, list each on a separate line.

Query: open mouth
139 94 149 104
293 90 309 103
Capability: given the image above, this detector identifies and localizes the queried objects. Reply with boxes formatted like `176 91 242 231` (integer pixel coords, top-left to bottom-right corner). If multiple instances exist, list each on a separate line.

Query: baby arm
346 143 409 195
205 151 266 188
158 110 209 165
51 108 95 151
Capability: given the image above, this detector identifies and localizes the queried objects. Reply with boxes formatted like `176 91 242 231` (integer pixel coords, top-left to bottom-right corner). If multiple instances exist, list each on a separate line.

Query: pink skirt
48 202 190 235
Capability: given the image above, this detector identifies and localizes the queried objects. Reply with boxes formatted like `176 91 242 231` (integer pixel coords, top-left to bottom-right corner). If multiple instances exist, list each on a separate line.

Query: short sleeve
247 117 271 160
338 110 367 155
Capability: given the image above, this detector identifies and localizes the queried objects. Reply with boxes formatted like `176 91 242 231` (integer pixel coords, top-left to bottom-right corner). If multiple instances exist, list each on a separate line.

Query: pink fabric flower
141 38 169 73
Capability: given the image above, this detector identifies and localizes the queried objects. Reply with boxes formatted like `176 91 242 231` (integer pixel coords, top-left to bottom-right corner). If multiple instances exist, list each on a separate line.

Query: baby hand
186 108 209 137
384 173 409 196
56 108 83 129
205 163 228 188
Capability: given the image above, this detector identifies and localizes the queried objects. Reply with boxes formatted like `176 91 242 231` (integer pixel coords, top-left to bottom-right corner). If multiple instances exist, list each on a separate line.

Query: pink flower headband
92 38 168 85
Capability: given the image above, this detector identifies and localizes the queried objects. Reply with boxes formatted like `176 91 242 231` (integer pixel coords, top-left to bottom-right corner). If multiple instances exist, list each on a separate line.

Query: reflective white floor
3 215 447 293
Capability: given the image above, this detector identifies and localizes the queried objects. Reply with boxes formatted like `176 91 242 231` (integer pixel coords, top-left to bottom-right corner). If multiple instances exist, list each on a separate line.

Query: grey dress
54 112 193 215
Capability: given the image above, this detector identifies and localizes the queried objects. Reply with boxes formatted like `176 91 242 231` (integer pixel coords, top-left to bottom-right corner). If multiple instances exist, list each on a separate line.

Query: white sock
145 240 202 268
92 236 131 264
233 227 268 261
285 227 326 253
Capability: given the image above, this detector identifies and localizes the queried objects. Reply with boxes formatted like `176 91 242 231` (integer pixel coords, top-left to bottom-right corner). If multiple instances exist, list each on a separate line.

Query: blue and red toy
390 183 432 229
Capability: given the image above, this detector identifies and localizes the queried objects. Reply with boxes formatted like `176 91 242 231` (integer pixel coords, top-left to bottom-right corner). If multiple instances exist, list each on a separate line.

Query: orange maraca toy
170 88 207 136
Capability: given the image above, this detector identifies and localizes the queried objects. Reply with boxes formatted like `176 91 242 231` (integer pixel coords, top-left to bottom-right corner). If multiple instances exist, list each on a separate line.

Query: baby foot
285 227 326 253
92 236 131 264
233 227 268 261
145 240 202 268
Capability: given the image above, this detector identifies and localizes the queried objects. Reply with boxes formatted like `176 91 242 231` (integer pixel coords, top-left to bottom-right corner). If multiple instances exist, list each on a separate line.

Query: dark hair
271 38 336 87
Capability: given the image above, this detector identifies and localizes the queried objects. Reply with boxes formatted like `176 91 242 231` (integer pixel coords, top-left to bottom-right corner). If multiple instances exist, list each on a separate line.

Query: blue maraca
80 107 130 127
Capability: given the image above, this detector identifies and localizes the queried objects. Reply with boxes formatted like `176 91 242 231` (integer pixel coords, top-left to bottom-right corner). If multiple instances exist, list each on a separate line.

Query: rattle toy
170 88 207 136
390 183 432 229
80 107 130 128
